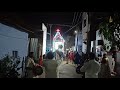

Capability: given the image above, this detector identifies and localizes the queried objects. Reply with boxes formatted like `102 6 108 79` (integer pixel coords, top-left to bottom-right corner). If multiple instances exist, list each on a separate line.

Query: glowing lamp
109 16 113 23
74 30 77 34
56 29 60 32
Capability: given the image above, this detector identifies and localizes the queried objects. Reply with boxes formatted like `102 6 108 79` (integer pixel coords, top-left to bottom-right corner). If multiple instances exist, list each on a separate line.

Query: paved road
58 61 82 78
36 61 82 78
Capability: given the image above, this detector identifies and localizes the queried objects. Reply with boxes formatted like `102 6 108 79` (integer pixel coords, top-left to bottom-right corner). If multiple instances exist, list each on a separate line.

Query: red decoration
56 29 60 32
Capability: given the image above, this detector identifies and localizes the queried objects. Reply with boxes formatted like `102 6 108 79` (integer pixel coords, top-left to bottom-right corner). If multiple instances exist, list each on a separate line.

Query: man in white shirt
26 52 40 78
43 51 59 78
80 52 101 78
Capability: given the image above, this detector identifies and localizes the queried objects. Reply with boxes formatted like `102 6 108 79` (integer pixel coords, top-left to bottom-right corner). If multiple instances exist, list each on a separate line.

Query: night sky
17 12 76 37
0 12 80 38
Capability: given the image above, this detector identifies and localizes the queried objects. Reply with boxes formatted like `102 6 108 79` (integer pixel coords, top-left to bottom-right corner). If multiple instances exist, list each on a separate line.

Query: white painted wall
82 12 89 33
96 29 111 52
42 23 47 55
96 30 102 40
82 12 89 54
0 23 29 77
91 41 93 52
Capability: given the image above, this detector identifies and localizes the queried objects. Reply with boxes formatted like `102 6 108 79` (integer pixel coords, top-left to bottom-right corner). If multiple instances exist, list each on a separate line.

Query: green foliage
0 55 20 78
99 22 114 42
98 13 120 50
0 55 12 76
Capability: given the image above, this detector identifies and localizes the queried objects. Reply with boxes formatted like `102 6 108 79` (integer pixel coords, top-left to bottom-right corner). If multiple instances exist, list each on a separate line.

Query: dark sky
15 12 75 37
0 12 77 38
17 12 74 25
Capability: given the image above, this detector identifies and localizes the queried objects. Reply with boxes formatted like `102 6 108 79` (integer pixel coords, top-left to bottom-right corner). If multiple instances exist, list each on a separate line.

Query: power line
63 20 82 35
77 12 82 24
73 12 79 26
48 23 72 27
63 12 83 35
0 33 28 41
72 12 76 26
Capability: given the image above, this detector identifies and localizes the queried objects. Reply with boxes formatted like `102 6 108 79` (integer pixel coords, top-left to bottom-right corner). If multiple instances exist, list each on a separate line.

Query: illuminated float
53 29 65 52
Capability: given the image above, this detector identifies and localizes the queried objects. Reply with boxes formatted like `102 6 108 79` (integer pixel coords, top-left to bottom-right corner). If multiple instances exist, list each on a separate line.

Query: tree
0 55 21 78
98 12 120 50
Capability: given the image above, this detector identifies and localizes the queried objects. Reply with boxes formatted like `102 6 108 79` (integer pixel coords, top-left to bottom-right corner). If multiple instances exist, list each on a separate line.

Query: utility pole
49 24 52 50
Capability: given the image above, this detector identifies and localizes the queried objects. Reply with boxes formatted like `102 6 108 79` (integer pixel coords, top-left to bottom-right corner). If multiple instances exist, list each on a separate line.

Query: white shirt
80 60 101 78
43 59 58 78
26 57 36 68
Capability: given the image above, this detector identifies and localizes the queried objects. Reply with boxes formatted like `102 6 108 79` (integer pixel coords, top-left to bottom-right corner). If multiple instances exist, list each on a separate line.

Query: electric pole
49 24 52 50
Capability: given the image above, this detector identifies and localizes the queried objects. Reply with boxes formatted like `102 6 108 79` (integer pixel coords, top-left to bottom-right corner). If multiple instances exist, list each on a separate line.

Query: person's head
46 51 54 59
43 54 46 59
33 66 43 76
89 52 95 60
85 53 89 60
76 52 79 55
95 57 99 61
101 58 107 64
98 54 102 57
28 52 34 58
103 53 107 58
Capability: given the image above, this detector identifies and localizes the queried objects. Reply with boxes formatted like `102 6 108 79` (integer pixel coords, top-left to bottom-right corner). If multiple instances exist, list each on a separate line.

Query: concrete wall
0 23 29 77
82 12 89 54
42 23 47 55
96 29 111 52
82 12 89 34
96 30 102 41
29 38 38 60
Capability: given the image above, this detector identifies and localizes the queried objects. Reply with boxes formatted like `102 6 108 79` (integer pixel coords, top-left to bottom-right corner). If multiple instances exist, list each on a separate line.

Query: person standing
98 53 111 78
112 49 117 73
43 51 58 78
69 51 74 64
74 52 81 67
80 52 101 78
26 52 40 78
66 51 69 64
54 50 61 60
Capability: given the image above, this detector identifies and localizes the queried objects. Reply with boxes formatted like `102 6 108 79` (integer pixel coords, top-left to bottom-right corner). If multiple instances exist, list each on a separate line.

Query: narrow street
1 12 120 78
58 61 82 78
37 61 82 78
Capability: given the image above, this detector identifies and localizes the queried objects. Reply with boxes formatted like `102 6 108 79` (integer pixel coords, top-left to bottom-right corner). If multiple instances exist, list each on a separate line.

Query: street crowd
25 49 117 78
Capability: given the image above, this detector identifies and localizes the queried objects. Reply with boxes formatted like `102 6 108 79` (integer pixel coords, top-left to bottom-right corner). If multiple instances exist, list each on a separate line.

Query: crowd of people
25 50 64 78
25 49 117 78
66 50 117 78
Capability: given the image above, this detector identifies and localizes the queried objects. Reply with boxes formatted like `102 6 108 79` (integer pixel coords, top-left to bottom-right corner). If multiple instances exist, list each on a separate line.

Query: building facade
0 23 29 77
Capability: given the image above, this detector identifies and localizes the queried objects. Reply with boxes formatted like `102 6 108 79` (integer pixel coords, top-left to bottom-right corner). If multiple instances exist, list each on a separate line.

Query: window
98 40 103 45
12 51 18 58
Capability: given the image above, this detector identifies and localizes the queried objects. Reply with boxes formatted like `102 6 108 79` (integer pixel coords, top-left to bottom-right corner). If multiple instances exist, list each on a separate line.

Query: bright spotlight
74 30 77 34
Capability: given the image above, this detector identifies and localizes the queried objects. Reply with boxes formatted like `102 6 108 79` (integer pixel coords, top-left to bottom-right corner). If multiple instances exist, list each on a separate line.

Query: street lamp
74 30 78 52
74 30 77 34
